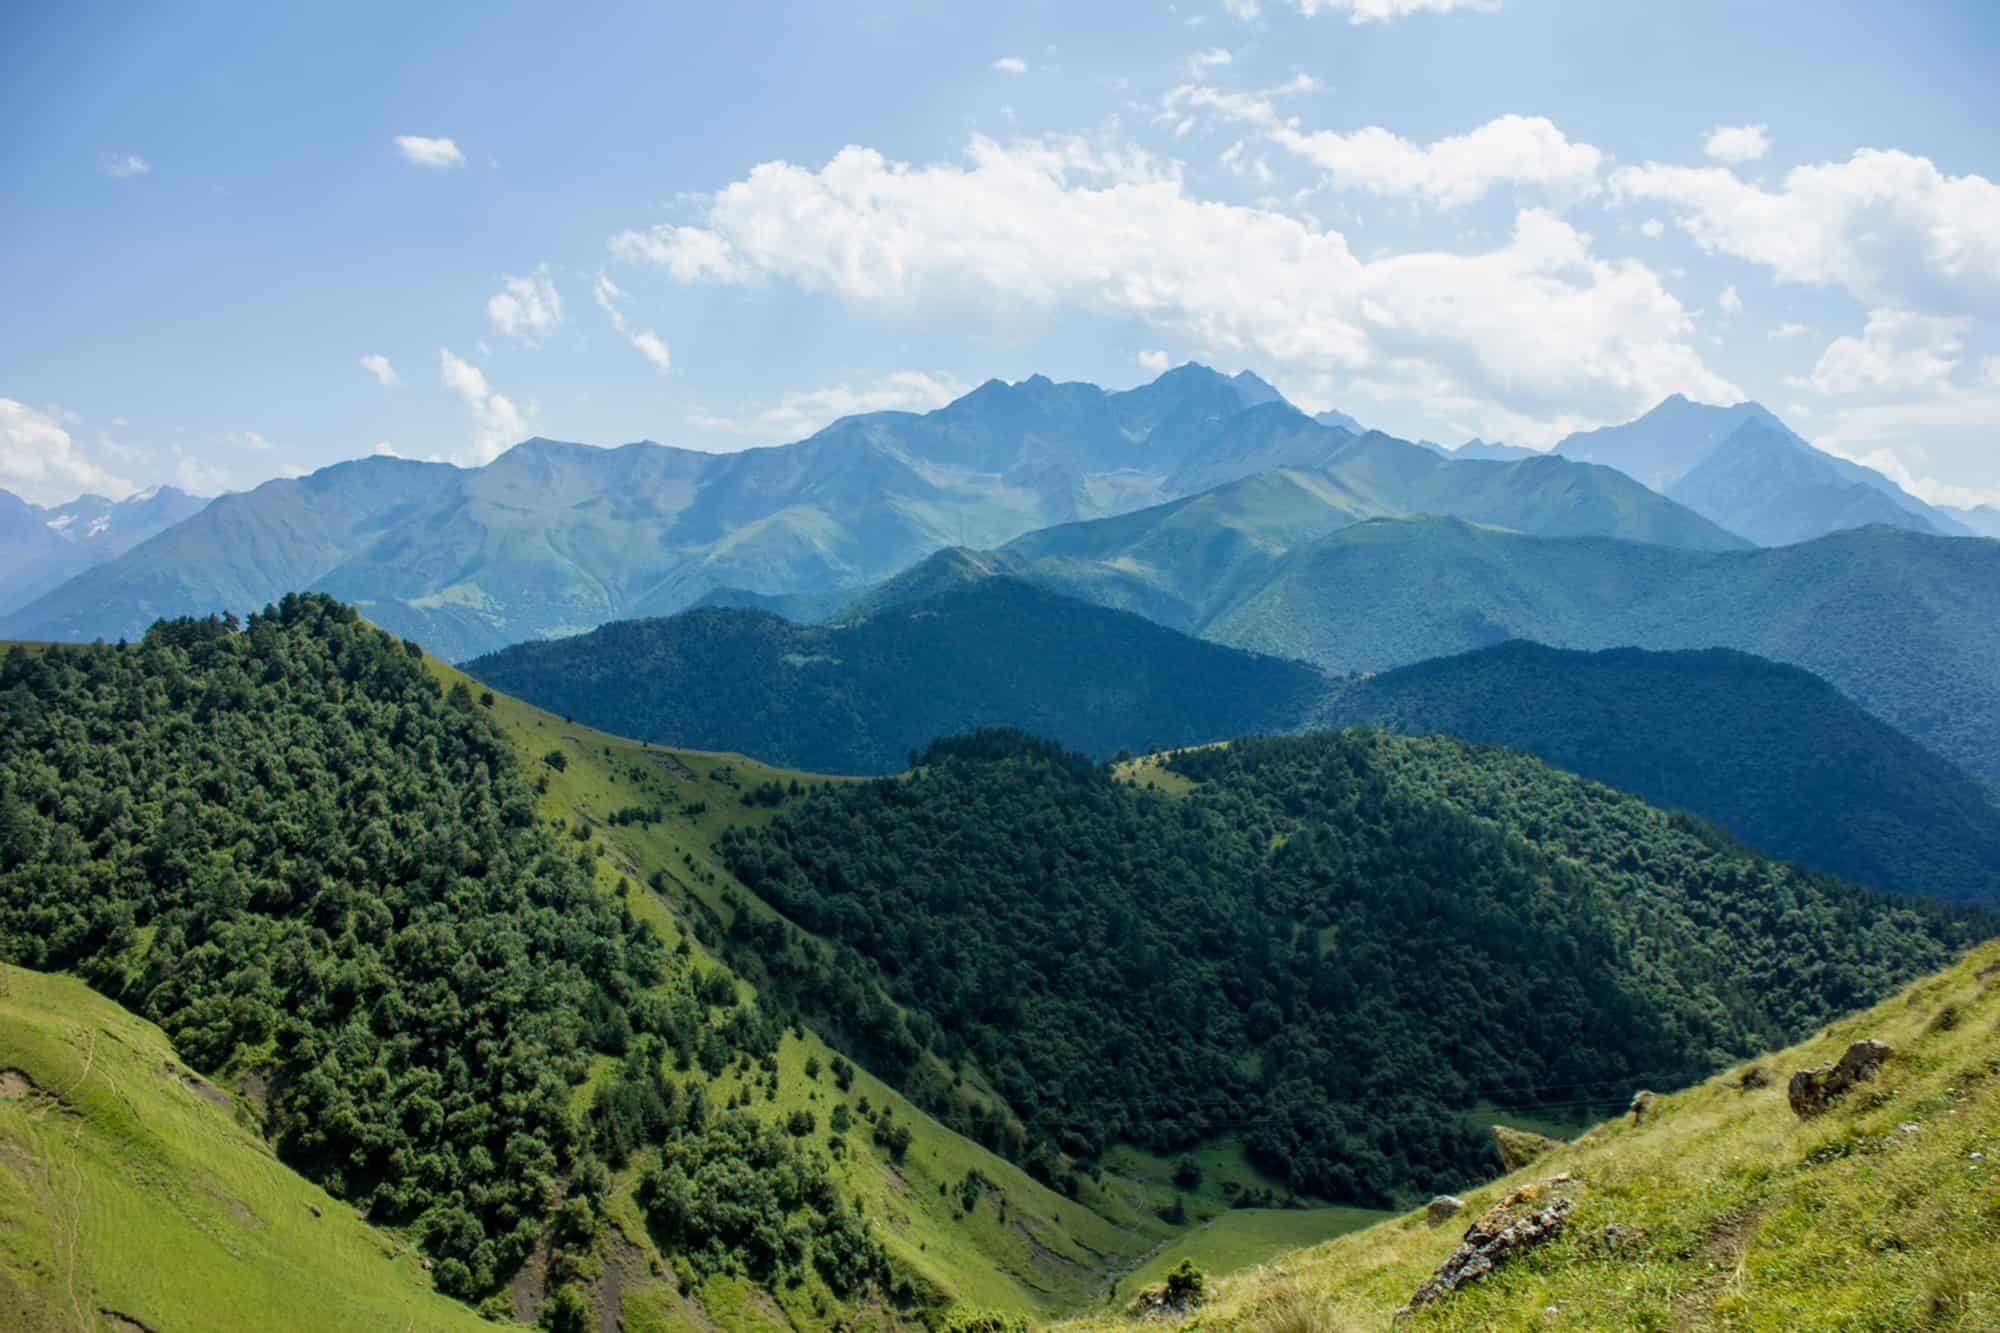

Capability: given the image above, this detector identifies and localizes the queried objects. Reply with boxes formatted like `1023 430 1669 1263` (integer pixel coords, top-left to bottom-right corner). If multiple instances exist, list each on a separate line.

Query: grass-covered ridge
1052 935 2000 1330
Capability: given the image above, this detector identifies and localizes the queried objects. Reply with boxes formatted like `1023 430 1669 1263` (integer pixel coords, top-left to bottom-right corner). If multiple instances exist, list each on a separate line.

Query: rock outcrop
1492 1125 1562 1171
1426 1195 1464 1227
1787 1039 1892 1118
1400 1176 1580 1315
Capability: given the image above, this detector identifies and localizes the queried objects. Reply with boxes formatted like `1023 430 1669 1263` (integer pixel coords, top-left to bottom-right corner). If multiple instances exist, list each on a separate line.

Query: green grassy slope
1052 935 2000 1331
0 966 490 1333
1315 641 2000 908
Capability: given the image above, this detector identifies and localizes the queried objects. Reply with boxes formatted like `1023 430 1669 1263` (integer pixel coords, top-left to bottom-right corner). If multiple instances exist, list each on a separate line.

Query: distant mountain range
466 576 1326 775
1317 641 2000 907
0 485 209 617
1551 394 1969 542
2 366 1741 659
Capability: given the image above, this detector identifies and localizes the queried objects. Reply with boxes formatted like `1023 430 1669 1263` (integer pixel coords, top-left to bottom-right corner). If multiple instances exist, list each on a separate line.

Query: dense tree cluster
0 595 867 1302
721 728 1984 1204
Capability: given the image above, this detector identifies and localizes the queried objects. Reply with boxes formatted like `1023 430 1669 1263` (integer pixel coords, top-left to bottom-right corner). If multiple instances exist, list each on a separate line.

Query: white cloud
1291 0 1499 21
486 265 565 343
1702 124 1770 165
1983 355 2000 389
439 347 531 464
1611 149 2000 314
1169 87 1603 209
1137 349 1172 371
591 274 673 372
170 449 233 495
1638 218 1665 239
1718 284 1743 318
371 441 403 458
614 134 1735 444
359 353 398 387
395 135 464 168
100 153 150 179
278 464 310 479
992 57 1027 74
0 399 136 505
689 371 971 443
1222 0 1262 18
228 430 275 453
1190 47 1233 71
1768 321 1808 341
1808 308 1968 395
1811 392 2000 508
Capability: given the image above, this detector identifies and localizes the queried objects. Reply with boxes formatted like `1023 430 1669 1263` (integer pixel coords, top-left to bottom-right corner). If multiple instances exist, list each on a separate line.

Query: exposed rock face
1400 1177 1579 1315
1426 1195 1464 1226
1492 1125 1562 1171
1788 1039 1892 1118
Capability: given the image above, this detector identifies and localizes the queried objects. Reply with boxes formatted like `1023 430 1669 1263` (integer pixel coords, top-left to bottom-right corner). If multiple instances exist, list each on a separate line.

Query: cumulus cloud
1768 321 1808 341
1190 47 1233 71
591 274 673 371
439 347 531 464
486 265 565 343
688 371 970 443
1291 0 1499 21
1168 86 1603 209
228 431 275 453
1638 218 1665 239
1137 349 1173 371
0 399 136 505
612 134 1734 443
1718 284 1744 317
359 353 398 386
1611 149 2000 313
1222 0 1262 18
1703 124 1770 164
396 135 464 168
172 452 234 495
100 153 150 178
1808 309 1968 395
992 56 1027 74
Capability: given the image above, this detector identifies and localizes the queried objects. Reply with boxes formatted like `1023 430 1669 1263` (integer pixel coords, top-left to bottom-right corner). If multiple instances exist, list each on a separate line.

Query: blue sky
3 0 1997 507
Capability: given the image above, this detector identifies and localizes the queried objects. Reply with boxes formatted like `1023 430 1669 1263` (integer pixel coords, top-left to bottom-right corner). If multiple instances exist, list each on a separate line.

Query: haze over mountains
4 364 1968 664
0 484 208 616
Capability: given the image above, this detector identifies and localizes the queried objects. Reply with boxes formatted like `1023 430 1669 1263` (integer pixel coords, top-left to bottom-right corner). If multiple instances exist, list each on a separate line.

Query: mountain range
0 484 209 616
7 366 1961 663
1550 393 1970 542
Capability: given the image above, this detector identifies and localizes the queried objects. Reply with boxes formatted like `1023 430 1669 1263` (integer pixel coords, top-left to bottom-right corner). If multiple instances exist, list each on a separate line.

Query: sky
2 0 1997 508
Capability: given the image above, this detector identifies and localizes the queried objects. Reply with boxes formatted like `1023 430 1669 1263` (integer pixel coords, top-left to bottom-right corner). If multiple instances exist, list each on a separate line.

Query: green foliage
1316 641 2000 907
634 1110 885 1294
720 726 1983 1206
465 579 1326 774
1164 1258 1206 1305
0 595 679 1296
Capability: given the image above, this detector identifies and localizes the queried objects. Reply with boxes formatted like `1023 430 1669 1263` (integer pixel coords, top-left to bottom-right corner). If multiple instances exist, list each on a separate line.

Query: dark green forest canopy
720 728 1985 1207
464 578 1327 774
1315 642 2000 908
0 596 875 1302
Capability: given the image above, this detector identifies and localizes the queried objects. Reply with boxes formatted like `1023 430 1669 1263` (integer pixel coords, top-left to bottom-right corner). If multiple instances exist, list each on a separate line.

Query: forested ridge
0 595 882 1309
465 577 1327 773
720 728 1984 1207
1315 641 2000 907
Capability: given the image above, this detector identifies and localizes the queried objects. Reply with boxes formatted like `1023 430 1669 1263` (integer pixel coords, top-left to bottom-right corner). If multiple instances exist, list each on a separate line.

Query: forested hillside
719 728 1983 1209
0 598 888 1317
466 578 1328 773
1318 642 2000 907
1191 518 2000 788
